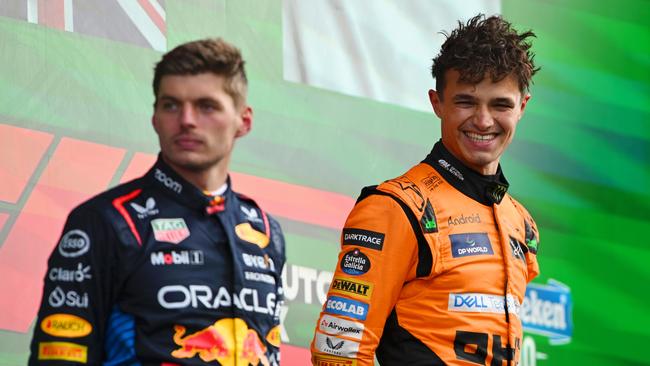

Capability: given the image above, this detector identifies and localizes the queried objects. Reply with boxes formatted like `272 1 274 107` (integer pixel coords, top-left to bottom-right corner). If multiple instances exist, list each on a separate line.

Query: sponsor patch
421 173 443 191
130 197 159 219
314 331 360 358
266 325 281 347
48 287 88 308
437 159 464 181
448 293 521 317
319 314 364 340
330 277 373 300
447 213 481 226
509 237 526 262
151 218 190 244
420 199 438 233
154 168 182 193
342 228 384 251
150 250 204 266
325 296 369 320
340 249 370 276
450 233 493 258
41 314 92 338
38 341 87 363
49 263 91 283
235 223 270 248
313 354 358 366
58 230 90 258
241 205 263 223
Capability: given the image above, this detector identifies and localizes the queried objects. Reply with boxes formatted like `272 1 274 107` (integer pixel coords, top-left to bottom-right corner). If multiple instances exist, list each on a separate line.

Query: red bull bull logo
171 318 270 365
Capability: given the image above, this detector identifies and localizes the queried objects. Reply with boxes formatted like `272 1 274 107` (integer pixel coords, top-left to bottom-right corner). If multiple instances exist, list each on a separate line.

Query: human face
152 73 251 177
428 69 530 175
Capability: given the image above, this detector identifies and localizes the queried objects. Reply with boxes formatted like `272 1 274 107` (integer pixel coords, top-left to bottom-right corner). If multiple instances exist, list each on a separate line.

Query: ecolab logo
150 250 204 266
521 279 573 344
154 168 182 194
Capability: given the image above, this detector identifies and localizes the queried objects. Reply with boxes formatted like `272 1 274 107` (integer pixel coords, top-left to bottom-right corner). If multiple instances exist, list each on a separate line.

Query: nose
179 104 197 128
473 104 494 131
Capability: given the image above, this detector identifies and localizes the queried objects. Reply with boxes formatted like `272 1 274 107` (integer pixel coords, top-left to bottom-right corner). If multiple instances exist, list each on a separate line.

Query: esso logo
58 230 90 258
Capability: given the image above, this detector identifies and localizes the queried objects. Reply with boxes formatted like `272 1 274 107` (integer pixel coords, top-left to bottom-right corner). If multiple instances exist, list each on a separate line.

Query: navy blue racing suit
29 156 285 365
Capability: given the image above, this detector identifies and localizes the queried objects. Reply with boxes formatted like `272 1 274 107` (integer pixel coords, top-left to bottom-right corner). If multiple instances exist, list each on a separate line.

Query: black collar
144 155 234 211
422 140 509 205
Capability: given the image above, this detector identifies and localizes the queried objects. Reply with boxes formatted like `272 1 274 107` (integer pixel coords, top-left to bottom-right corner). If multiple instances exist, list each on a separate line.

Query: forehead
157 73 228 98
442 69 522 99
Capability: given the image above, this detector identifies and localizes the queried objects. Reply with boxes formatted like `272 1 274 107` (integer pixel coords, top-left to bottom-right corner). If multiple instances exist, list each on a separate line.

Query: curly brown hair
431 14 539 96
153 38 248 107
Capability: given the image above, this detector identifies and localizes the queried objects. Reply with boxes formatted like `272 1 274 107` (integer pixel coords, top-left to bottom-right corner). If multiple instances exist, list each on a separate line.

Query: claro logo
58 230 90 258
154 168 182 194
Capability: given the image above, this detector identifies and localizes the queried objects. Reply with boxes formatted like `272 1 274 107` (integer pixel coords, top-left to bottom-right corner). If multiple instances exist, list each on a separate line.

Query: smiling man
312 15 541 366
29 39 285 365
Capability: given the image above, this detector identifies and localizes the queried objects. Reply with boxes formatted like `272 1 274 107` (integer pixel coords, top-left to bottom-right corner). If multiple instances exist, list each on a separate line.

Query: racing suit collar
422 140 510 205
146 154 234 212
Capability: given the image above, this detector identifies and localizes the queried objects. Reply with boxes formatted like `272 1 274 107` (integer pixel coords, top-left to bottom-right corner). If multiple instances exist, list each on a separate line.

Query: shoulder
68 176 150 224
234 191 285 257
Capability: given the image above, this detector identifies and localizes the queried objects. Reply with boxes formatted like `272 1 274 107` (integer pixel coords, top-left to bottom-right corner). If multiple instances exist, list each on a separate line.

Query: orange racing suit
311 141 540 366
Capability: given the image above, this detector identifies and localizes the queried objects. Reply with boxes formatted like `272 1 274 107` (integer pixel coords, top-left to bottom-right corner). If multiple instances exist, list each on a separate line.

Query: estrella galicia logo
420 199 438 233
340 249 370 276
325 296 369 320
450 233 493 258
342 228 384 251
522 279 573 345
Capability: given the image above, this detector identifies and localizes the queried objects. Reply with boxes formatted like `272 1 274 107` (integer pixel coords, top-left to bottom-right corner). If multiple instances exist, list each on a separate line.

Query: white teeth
465 132 495 141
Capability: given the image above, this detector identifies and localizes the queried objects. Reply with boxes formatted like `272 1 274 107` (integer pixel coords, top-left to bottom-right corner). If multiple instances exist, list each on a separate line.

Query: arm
29 205 116 365
311 193 420 366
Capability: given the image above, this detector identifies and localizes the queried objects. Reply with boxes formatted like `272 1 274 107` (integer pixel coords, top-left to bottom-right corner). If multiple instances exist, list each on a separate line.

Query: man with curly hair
312 14 541 366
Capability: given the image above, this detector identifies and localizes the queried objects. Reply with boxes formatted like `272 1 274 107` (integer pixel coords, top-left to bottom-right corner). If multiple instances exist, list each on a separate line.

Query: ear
518 93 531 120
151 115 160 134
235 105 253 138
428 89 443 119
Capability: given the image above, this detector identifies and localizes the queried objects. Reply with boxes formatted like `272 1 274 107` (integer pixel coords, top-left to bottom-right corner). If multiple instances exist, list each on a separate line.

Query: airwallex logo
521 279 573 345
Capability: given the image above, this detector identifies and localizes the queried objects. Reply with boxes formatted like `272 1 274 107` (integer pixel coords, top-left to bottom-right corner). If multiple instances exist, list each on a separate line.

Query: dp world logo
58 230 90 258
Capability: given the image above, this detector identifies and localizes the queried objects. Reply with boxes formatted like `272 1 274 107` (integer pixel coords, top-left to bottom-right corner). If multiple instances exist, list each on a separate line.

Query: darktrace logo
342 228 384 251
340 249 370 276
448 213 481 226
450 233 493 258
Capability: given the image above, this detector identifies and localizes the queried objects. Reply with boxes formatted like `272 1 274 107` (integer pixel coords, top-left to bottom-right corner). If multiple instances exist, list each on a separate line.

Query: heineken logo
151 218 190 244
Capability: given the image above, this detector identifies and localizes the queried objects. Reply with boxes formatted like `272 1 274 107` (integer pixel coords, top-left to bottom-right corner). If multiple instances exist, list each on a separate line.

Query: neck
162 156 230 192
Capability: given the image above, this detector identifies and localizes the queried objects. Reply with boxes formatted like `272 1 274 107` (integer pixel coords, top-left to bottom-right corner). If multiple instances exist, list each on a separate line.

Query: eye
455 100 474 108
493 103 514 111
197 101 220 113
159 100 178 112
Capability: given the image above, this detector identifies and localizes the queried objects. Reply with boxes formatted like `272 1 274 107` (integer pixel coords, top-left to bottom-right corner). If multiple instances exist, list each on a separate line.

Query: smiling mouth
464 131 497 142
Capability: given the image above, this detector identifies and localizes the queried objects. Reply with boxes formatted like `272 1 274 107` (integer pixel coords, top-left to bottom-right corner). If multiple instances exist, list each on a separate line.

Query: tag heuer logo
151 218 190 244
